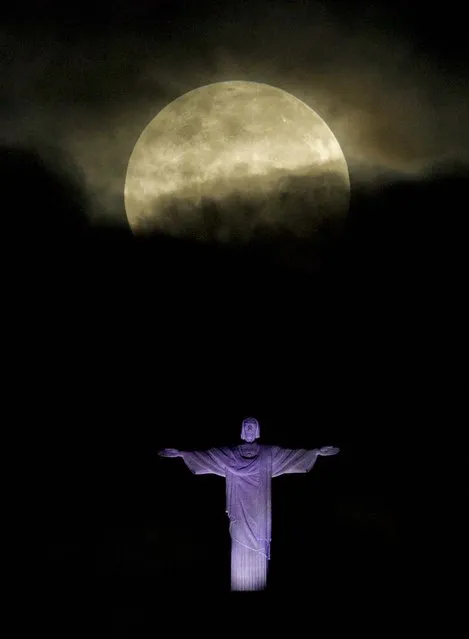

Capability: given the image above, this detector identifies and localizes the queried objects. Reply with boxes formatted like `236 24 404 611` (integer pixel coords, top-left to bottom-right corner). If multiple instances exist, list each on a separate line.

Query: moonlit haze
3 1 468 234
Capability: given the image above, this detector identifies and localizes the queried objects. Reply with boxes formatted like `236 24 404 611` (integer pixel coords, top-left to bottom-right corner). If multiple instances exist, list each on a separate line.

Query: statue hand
318 446 340 456
158 448 181 458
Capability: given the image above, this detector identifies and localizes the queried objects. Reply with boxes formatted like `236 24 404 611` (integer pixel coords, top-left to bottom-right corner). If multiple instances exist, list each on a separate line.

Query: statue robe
180 444 319 591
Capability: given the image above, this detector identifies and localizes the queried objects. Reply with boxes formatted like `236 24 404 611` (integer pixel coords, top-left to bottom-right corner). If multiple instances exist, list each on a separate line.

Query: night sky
4 0 467 633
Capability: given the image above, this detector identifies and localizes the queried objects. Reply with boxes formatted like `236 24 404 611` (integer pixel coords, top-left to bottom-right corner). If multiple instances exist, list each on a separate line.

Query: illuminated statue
158 417 339 591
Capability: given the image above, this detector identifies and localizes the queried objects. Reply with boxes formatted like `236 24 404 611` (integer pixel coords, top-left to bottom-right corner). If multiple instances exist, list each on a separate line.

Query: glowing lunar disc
124 81 350 242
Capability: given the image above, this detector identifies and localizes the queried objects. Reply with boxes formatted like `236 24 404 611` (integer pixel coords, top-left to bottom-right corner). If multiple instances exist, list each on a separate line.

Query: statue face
241 418 260 443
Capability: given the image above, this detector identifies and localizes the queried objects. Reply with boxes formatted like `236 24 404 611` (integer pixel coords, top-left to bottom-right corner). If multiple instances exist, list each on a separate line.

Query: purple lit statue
158 417 339 591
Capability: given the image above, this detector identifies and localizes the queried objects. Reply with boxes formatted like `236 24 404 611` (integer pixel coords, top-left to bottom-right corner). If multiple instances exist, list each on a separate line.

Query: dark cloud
1 144 89 241
138 169 349 256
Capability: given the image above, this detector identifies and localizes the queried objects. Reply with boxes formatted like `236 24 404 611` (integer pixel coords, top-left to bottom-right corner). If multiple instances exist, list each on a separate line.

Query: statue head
241 417 260 443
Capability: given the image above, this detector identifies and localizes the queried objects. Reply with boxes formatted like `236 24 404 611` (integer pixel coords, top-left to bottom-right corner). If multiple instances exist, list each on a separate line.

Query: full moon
124 81 350 243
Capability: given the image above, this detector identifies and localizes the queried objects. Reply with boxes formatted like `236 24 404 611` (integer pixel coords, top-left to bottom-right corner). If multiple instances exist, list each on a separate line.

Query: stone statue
158 417 339 591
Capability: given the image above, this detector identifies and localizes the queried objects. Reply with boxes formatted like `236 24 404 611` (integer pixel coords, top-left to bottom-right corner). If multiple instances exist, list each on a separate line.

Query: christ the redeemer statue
158 417 339 592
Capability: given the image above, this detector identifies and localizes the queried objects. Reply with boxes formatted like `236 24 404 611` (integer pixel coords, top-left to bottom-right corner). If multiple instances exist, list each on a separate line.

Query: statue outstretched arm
158 448 181 458
272 445 340 476
317 446 340 456
158 447 228 476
